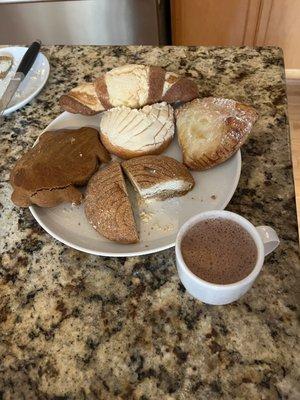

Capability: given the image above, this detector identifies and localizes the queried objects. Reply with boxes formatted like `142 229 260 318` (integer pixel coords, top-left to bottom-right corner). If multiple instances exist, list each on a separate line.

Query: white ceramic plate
0 46 50 116
30 112 241 257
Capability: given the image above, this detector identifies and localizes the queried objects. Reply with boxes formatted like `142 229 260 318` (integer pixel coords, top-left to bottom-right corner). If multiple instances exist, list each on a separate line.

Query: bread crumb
163 224 174 232
70 137 75 144
140 211 153 222
79 153 83 157
137 197 145 207
151 223 174 232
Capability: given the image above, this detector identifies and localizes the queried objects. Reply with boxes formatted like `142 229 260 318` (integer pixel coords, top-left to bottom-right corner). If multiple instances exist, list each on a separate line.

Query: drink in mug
176 210 279 305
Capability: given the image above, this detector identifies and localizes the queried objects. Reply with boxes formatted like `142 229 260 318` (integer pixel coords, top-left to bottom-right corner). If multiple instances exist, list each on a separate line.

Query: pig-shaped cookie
10 127 110 207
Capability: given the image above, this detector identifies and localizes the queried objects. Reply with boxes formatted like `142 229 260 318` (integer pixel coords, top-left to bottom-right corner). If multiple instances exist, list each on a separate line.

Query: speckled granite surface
0 46 299 399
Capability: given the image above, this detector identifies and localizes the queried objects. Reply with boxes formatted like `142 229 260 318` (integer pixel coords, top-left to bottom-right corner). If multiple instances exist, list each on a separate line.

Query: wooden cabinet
171 0 300 69
256 0 300 69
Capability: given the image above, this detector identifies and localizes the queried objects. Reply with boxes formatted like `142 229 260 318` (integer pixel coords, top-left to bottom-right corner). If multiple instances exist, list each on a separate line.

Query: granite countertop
0 46 299 399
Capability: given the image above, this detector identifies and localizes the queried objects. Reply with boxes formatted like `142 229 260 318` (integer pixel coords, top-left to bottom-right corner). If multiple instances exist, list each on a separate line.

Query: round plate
30 112 241 257
0 46 50 116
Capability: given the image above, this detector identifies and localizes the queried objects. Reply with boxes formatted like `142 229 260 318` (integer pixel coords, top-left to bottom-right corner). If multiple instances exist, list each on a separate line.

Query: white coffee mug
175 210 280 305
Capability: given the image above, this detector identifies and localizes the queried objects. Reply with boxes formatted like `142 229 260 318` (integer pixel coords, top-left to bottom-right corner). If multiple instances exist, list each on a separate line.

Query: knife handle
17 40 41 76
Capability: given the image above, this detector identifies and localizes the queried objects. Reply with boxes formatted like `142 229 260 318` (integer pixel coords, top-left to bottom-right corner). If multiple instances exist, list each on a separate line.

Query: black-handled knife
0 40 41 119
17 40 41 76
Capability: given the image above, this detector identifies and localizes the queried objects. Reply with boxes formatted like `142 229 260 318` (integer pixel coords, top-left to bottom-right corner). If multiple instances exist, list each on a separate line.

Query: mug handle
255 226 280 256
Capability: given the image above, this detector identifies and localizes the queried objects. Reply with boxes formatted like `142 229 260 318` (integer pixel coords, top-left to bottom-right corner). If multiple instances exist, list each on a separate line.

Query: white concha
99 102 175 159
105 64 150 108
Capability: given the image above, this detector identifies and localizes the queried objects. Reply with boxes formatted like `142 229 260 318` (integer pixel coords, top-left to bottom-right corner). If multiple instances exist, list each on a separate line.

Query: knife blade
0 40 41 120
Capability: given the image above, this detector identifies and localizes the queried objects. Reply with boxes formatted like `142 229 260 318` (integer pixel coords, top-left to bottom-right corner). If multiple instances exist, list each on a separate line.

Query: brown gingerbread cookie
10 127 110 207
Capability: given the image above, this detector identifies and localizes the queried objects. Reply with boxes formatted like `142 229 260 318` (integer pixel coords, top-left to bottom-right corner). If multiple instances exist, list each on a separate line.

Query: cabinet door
255 0 300 69
171 0 261 46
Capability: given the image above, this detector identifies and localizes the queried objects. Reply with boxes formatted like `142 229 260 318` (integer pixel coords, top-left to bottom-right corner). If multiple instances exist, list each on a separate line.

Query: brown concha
85 162 139 244
122 155 195 200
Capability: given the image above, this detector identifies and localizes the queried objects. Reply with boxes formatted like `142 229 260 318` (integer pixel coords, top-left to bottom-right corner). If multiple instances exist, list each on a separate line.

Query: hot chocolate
181 218 258 284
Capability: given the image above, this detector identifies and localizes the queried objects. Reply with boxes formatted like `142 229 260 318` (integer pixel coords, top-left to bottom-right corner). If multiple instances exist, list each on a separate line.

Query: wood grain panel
287 79 300 237
171 0 300 68
253 0 273 43
243 0 262 45
171 0 259 46
256 0 300 68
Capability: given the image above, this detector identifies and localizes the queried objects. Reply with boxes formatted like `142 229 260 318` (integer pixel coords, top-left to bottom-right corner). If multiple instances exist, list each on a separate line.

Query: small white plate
0 46 50 116
30 112 241 257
